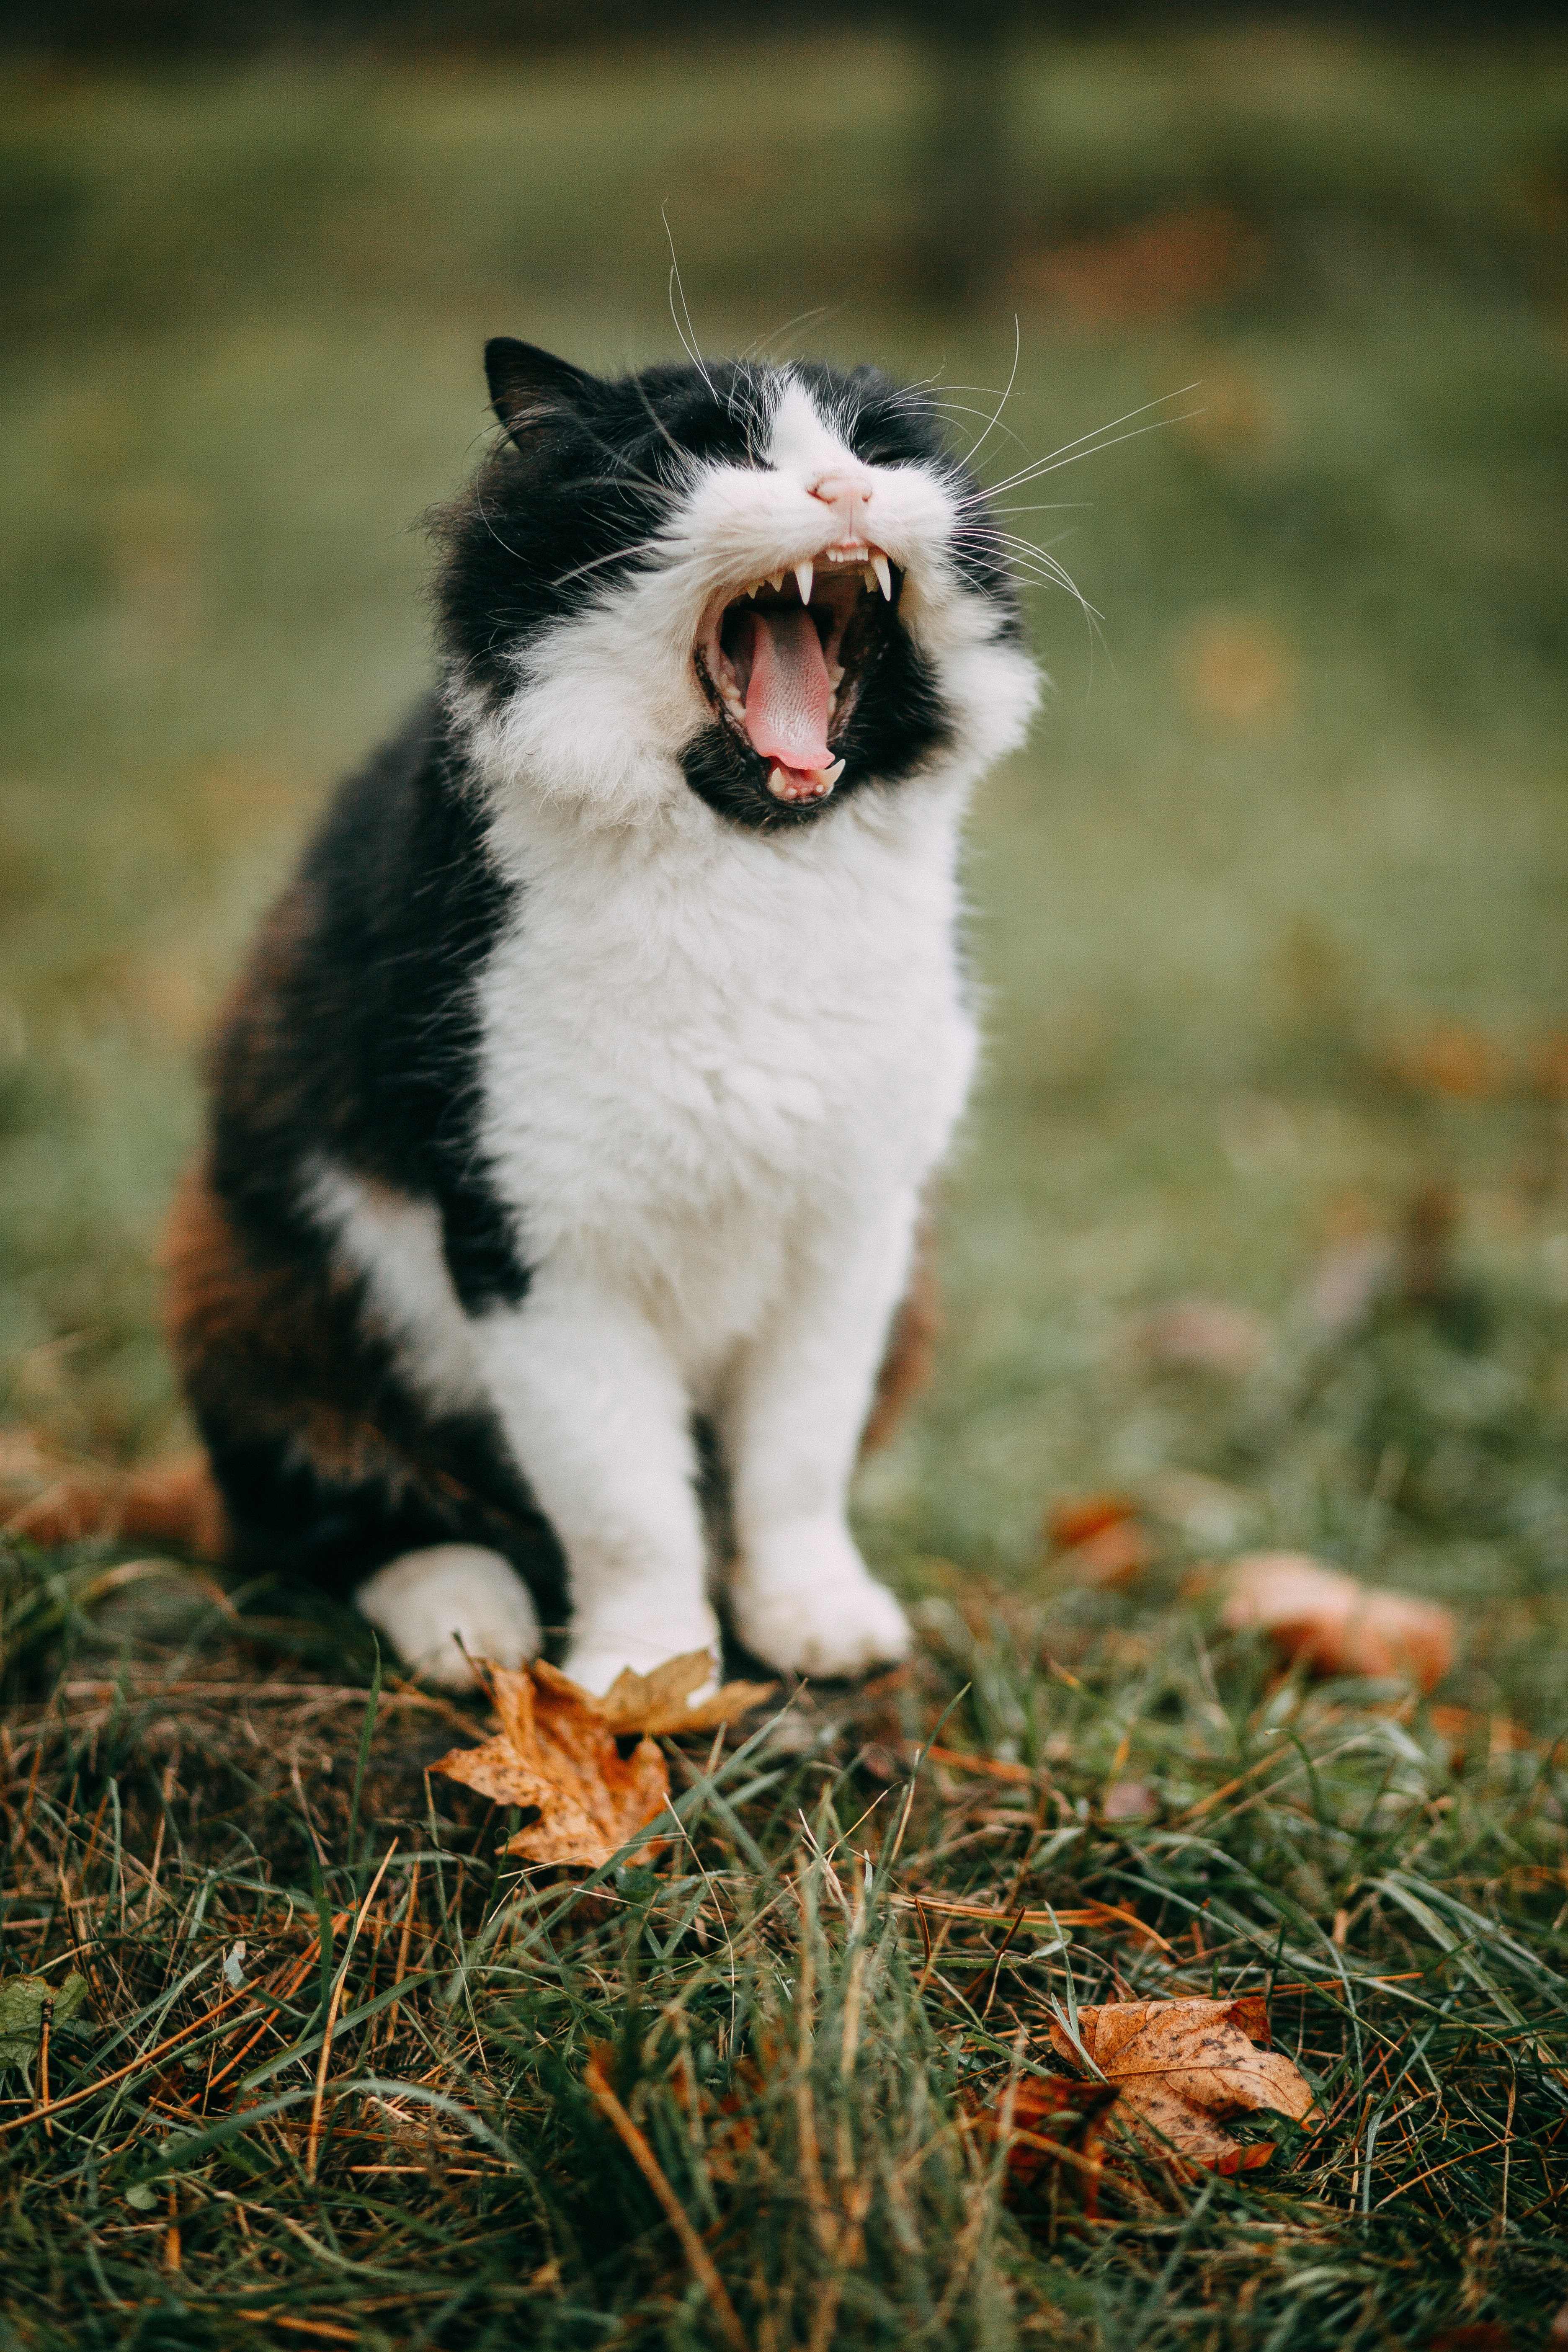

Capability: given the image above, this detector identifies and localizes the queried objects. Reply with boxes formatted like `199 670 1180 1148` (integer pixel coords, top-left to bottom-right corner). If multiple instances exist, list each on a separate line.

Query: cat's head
435 340 1039 833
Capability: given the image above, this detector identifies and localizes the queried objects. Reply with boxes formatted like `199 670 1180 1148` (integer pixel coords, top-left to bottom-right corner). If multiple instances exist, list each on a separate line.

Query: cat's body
166 346 1037 1692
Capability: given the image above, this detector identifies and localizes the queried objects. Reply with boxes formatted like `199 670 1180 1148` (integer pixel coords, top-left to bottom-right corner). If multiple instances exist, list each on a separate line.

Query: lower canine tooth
871 552 892 600
822 758 845 786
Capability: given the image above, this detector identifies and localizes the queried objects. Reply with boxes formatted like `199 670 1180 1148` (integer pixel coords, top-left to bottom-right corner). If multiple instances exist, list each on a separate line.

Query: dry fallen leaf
978 2071 1121 2217
1046 1493 1157 1586
1047 1995 1319 2173
432 1653 774 1870
1047 1493 1140 1551
597 1651 776 1738
1222 1554 1456 1692
433 1661 668 1870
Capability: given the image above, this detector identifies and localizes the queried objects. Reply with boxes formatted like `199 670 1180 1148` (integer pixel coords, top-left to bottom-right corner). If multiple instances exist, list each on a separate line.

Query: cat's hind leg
355 1545 540 1688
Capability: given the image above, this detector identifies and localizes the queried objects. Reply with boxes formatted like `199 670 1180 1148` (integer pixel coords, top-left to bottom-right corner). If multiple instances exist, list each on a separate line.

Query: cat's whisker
962 316 1021 470
662 206 718 405
547 539 667 592
955 386 1204 507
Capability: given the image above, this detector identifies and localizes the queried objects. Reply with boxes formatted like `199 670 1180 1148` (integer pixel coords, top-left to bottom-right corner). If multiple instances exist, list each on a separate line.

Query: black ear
484 338 594 447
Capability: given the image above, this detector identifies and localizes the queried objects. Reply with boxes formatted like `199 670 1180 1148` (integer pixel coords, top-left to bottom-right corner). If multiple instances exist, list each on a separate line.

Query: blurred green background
2 23 1566 1705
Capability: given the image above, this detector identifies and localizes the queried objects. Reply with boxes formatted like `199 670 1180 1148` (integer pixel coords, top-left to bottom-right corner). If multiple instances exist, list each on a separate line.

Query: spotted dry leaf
598 1651 776 1738
1047 1996 1320 2174
432 1661 668 1870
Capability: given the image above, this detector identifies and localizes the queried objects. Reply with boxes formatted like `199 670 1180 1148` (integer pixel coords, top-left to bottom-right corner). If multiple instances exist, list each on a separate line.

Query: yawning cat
163 340 1039 1692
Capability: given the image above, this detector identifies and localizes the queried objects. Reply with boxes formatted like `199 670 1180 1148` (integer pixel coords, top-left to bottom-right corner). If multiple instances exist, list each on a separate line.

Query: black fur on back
174 702 567 1614
208 700 527 1319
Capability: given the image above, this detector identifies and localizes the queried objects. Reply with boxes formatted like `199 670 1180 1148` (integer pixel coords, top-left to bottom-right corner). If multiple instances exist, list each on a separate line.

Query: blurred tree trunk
908 0 1021 306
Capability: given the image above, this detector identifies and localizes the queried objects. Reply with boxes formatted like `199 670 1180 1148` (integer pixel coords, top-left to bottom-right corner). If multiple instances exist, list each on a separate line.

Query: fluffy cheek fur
455 385 1039 827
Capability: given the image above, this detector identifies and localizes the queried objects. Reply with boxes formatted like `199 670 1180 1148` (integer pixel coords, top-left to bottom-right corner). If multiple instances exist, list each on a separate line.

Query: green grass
3 25 1568 2346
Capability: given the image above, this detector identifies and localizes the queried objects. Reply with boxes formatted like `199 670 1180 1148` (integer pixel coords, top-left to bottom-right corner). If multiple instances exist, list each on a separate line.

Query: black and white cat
165 341 1038 1693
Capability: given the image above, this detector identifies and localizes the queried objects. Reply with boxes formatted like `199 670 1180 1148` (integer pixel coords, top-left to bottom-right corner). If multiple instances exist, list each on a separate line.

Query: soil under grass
3 25 1568 2347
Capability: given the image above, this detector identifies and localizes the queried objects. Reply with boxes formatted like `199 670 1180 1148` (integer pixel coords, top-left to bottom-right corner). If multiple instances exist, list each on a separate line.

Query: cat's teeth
768 572 784 593
871 552 892 600
862 566 877 593
828 663 845 686
765 762 838 804
794 560 814 606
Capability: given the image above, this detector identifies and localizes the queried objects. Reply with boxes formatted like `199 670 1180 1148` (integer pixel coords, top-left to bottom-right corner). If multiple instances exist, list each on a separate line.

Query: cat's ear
484 338 594 448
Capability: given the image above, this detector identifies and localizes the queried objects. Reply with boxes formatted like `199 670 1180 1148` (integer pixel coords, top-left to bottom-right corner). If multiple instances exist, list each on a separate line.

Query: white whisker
963 315 1021 471
662 205 717 402
960 384 1204 505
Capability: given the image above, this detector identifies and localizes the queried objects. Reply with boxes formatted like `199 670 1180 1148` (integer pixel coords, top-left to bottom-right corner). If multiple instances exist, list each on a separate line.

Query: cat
159 338 1039 1694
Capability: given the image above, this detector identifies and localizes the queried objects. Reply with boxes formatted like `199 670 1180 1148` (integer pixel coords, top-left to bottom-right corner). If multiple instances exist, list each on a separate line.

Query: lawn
3 25 1568 2347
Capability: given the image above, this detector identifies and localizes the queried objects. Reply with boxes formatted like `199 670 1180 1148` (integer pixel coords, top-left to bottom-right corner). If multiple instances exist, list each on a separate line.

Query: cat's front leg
472 1267 718 1694
724 1199 918 1680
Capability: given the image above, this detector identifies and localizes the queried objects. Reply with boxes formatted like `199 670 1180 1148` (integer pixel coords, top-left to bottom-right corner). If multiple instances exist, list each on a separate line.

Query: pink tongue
739 608 832 772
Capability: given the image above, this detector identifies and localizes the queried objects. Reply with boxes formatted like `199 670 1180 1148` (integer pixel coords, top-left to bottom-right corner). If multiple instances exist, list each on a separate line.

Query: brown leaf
431 1661 668 1870
1047 1493 1140 1550
1046 1493 1157 1586
1222 1554 1456 1692
1047 1995 1320 2173
968 2071 1120 2220
597 1650 776 1738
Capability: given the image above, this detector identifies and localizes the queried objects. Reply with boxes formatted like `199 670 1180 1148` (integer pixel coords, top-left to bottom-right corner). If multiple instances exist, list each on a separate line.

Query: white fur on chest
475 784 975 1377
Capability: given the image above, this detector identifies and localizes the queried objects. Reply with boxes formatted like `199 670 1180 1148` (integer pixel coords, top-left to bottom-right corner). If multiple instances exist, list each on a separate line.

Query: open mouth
694 542 902 805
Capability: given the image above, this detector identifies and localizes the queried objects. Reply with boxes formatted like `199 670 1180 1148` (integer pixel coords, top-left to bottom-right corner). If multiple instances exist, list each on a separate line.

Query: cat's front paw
731 1524 911 1680
562 1603 721 1699
355 1545 541 1689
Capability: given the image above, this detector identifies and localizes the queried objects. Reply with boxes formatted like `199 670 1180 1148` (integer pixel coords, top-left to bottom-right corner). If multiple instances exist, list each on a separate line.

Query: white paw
731 1523 910 1679
562 1601 721 1698
355 1545 541 1689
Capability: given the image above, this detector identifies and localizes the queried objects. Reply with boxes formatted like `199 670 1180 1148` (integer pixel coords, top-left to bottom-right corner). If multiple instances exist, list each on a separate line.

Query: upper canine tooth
871 553 892 600
862 565 877 593
794 560 814 606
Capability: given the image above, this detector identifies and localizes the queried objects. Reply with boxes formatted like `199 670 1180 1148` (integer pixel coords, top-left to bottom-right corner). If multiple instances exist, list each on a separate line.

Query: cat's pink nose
810 471 875 546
